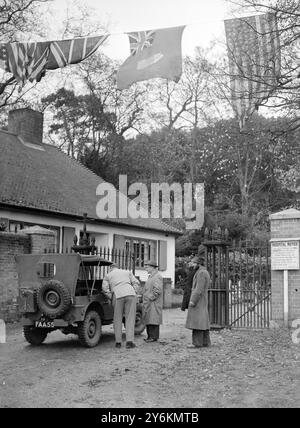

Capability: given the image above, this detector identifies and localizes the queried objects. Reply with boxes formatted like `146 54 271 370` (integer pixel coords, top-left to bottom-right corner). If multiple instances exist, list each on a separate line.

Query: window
37 263 56 278
124 237 157 269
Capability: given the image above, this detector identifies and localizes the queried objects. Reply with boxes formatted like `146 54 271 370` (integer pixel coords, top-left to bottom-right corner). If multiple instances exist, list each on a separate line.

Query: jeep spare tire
37 280 71 318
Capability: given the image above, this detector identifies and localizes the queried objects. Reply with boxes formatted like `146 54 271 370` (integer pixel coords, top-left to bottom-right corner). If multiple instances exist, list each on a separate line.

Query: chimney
8 108 44 145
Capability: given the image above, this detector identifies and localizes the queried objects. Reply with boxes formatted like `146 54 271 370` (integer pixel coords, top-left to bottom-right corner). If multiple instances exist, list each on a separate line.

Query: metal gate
203 228 271 329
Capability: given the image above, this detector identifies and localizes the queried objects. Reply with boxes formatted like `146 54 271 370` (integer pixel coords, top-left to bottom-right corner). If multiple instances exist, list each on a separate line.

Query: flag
116 26 185 90
0 44 9 73
6 42 50 84
1 34 108 86
47 35 108 70
224 13 281 129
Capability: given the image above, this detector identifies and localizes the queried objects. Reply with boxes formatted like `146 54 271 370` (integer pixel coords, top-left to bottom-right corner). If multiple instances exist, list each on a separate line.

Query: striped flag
47 35 108 70
6 42 50 84
1 34 108 86
117 26 185 90
225 13 281 129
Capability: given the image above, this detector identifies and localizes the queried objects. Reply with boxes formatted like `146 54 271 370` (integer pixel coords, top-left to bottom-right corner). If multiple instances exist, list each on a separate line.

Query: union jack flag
128 30 156 56
1 35 108 86
47 35 108 69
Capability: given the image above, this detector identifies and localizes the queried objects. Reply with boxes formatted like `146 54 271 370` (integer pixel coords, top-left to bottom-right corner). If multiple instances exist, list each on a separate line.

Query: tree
148 52 218 131
0 0 50 105
146 51 222 181
197 114 300 217
42 54 149 184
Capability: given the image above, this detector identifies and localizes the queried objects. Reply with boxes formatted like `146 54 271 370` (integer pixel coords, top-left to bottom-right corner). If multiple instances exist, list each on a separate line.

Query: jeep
16 253 145 347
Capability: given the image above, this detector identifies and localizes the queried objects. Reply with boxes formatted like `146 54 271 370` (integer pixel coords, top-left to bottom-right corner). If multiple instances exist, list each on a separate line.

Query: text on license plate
35 321 54 328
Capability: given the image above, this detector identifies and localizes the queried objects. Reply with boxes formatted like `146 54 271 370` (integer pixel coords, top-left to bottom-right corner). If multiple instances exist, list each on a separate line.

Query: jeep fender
81 301 104 321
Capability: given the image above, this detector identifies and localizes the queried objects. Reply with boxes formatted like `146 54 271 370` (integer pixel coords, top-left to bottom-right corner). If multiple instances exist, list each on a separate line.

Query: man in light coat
102 263 140 349
142 259 163 342
185 255 211 348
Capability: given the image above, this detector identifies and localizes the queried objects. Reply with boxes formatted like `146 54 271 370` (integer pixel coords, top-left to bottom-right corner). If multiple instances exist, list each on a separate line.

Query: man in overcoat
181 245 206 311
181 265 197 311
142 259 163 342
185 255 211 348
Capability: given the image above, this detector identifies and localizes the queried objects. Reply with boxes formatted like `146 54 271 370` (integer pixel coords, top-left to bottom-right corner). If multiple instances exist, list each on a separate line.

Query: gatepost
270 209 300 327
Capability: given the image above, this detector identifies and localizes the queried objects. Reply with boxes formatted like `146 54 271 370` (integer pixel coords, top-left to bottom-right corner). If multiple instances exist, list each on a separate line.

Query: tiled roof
0 130 182 235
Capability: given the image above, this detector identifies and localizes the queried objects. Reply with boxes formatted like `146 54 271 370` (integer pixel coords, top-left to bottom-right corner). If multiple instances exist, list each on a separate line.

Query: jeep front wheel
78 310 102 348
23 326 48 345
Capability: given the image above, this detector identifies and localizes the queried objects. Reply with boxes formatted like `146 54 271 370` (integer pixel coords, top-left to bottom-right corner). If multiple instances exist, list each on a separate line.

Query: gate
203 228 271 329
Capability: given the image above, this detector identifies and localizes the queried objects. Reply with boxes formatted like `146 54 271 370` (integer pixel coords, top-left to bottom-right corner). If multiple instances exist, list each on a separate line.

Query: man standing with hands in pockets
185 255 211 348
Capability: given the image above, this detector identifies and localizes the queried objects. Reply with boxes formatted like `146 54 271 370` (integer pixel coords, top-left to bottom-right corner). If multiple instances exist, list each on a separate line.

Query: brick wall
0 226 55 322
0 232 30 322
26 227 56 254
270 210 300 326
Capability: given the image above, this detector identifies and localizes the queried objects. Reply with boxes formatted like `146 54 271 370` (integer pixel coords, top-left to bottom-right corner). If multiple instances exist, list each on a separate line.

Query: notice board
271 240 300 270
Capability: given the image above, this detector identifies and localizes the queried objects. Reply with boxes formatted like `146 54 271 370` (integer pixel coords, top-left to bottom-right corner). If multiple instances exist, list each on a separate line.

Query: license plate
35 320 55 328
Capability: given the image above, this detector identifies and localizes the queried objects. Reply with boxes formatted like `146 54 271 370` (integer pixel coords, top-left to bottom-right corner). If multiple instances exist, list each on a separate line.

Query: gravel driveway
0 308 299 408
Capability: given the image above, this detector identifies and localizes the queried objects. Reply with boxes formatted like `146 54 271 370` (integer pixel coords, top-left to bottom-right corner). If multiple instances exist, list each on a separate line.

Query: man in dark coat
181 245 206 311
185 255 211 348
181 265 197 311
142 259 163 342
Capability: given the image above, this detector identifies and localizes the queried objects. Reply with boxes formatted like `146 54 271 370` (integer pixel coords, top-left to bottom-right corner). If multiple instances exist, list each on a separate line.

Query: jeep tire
37 280 71 318
23 326 48 345
78 310 102 348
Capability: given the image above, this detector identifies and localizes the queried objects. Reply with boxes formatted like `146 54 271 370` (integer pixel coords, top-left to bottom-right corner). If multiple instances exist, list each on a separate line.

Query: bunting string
0 12 282 130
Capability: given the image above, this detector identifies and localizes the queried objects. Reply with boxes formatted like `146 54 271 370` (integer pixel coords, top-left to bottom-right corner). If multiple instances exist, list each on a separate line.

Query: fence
45 246 136 276
228 242 271 328
204 230 271 329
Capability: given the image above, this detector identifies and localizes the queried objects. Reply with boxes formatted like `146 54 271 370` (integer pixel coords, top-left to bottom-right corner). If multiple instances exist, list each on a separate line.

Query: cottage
0 108 181 285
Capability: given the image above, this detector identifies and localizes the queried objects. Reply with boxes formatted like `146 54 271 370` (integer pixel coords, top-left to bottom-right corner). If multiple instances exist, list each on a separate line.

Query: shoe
115 342 122 348
144 338 157 343
126 341 136 349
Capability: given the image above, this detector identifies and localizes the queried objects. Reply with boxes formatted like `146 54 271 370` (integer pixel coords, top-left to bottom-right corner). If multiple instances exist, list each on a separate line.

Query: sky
47 0 233 60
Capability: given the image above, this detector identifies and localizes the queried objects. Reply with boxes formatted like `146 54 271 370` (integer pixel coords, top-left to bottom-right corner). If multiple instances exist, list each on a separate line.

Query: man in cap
185 254 211 348
102 263 140 349
142 259 163 342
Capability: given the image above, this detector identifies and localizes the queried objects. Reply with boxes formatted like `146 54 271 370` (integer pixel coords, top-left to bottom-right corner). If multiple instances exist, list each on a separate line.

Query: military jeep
16 253 145 347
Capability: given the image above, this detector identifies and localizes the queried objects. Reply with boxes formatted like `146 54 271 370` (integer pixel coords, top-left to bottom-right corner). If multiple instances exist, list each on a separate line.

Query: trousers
113 295 137 343
192 329 211 347
146 324 160 340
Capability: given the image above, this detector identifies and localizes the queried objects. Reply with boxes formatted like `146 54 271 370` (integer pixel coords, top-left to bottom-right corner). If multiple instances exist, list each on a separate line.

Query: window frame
124 236 157 269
